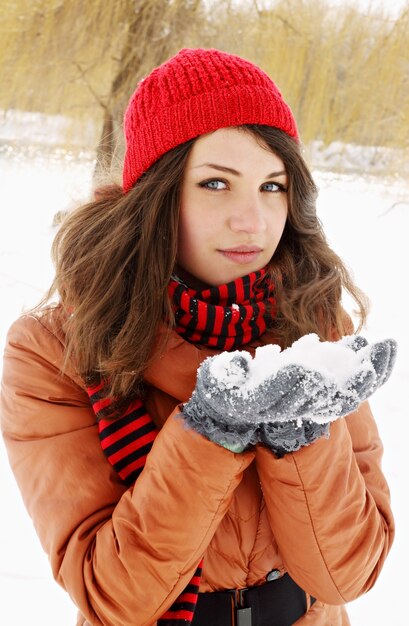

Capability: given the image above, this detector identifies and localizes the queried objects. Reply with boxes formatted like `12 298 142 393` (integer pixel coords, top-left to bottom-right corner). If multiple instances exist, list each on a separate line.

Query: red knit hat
122 48 298 192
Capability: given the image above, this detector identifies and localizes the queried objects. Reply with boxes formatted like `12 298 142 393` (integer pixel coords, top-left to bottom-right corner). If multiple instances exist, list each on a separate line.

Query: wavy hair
43 125 368 411
246 125 368 346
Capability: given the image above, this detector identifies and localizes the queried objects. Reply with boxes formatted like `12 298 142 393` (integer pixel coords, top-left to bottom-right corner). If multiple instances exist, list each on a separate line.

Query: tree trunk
93 108 114 185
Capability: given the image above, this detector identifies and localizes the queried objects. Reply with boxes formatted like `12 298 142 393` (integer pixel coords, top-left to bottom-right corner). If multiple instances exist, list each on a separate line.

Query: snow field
0 148 407 625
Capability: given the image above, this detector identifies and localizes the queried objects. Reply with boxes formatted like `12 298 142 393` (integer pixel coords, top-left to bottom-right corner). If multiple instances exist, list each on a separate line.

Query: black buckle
192 574 312 626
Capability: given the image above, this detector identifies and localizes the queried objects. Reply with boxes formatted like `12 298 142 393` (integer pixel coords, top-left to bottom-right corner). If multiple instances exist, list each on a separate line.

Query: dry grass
1 0 408 154
214 0 409 149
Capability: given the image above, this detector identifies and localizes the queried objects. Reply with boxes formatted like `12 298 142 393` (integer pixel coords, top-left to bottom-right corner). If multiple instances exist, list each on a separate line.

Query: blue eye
198 179 287 193
199 179 227 191
262 182 286 192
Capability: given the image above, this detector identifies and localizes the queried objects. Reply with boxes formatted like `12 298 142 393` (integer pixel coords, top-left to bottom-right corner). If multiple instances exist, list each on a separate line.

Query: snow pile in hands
204 333 390 424
210 334 374 392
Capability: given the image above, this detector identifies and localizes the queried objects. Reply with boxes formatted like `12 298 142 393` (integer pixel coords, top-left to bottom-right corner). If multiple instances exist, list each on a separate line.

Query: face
177 127 288 286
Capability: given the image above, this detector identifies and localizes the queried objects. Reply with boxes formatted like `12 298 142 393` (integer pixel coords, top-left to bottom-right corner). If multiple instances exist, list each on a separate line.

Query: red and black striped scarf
86 269 275 625
168 269 275 350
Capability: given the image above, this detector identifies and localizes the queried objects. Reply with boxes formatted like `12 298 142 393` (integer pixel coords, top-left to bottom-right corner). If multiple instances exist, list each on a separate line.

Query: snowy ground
0 143 407 625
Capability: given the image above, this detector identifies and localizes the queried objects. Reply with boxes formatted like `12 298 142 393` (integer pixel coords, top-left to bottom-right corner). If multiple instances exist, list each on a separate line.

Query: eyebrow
192 163 287 179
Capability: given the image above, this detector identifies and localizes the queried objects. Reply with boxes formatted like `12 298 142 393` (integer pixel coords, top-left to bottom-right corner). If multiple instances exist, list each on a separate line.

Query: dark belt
191 573 316 626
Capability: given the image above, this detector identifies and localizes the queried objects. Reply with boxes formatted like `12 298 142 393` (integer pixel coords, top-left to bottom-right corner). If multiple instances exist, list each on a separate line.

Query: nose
228 196 267 234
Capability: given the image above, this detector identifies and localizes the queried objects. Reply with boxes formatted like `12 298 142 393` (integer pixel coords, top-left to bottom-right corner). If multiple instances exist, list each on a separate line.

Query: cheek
179 199 216 244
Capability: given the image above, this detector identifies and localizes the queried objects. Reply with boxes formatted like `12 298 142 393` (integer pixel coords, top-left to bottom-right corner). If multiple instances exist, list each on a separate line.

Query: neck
173 265 211 291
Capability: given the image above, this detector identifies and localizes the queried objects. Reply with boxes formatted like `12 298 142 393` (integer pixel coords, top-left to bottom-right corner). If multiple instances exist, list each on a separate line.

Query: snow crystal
209 333 374 393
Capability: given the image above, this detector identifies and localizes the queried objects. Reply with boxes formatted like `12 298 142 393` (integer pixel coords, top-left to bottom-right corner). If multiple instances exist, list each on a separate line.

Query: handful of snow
191 333 396 428
209 333 374 393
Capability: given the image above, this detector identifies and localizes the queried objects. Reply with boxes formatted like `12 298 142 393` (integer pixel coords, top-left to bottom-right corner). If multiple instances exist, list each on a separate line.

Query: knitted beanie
122 48 298 192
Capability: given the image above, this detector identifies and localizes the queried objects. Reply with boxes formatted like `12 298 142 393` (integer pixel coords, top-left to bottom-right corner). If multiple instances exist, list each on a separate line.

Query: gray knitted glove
258 420 330 457
182 336 397 454
182 358 318 452
182 358 343 453
254 336 397 422
259 336 397 455
340 335 397 392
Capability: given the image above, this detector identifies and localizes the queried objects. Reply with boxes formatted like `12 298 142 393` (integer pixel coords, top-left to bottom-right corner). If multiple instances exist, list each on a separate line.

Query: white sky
238 0 408 16
328 0 408 15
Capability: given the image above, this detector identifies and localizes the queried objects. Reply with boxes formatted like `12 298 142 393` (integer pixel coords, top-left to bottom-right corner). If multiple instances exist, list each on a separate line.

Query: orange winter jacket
1 306 394 626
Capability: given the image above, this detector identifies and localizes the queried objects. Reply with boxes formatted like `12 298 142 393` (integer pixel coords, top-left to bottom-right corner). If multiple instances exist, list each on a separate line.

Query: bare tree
0 0 210 170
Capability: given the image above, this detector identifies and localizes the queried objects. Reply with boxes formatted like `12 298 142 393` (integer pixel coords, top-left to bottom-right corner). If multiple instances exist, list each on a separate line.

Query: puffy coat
0 306 394 626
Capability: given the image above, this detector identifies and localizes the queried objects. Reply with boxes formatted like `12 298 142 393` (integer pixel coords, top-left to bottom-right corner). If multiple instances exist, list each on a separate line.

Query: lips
218 245 263 264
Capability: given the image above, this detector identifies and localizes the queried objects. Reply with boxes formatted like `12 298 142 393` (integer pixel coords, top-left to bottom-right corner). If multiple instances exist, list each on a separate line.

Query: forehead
187 127 284 169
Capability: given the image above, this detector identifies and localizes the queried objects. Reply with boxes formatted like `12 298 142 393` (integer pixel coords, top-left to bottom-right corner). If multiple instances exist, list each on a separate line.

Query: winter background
0 114 407 626
0 0 408 618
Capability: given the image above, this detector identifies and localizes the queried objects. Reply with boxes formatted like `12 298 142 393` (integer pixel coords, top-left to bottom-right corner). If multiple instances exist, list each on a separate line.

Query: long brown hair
43 125 367 410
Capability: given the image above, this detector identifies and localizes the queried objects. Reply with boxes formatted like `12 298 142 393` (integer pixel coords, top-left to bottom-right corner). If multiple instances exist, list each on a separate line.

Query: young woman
1 48 396 626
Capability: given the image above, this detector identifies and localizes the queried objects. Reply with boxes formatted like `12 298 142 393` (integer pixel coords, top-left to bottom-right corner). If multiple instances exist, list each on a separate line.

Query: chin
211 270 253 286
